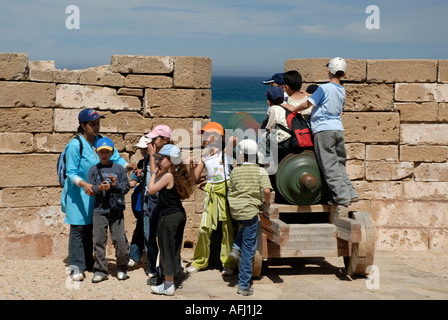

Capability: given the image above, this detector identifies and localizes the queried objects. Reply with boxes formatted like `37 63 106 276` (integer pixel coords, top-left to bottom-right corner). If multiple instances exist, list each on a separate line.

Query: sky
0 0 447 76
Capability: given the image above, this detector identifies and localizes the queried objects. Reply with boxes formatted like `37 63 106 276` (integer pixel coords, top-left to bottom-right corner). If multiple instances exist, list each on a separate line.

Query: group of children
80 56 357 297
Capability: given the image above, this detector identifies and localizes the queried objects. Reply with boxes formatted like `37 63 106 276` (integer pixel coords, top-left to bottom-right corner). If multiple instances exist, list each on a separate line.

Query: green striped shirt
227 164 272 220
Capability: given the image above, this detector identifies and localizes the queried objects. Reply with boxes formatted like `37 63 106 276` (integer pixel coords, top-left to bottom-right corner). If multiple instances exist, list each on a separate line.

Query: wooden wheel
344 211 375 276
252 222 263 278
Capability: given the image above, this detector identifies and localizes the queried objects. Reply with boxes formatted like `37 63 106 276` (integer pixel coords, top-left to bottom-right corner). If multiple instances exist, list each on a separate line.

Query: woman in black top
147 144 195 296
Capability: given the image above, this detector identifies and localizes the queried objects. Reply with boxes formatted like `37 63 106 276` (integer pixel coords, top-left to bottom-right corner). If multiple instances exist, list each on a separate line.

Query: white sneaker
117 271 128 280
150 282 175 296
71 272 85 281
186 265 199 274
128 259 138 267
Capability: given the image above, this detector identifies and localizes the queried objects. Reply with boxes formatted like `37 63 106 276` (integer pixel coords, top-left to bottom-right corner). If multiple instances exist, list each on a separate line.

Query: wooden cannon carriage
252 199 375 277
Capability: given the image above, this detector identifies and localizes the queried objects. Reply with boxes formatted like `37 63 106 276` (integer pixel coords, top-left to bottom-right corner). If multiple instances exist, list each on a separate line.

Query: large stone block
0 133 34 153
78 66 125 87
0 154 60 187
400 124 448 145
346 160 364 180
395 102 438 122
34 133 75 152
56 84 141 110
342 112 400 143
365 161 414 181
144 89 211 118
367 59 438 83
0 108 53 132
438 60 448 83
353 181 404 200
111 55 173 74
395 83 448 102
54 109 152 133
0 187 62 208
28 60 56 82
173 56 212 88
366 145 398 161
285 58 366 82
400 145 448 162
403 181 448 201
437 103 448 121
345 143 365 160
414 163 448 182
344 84 394 111
125 74 172 88
0 53 28 80
0 82 55 107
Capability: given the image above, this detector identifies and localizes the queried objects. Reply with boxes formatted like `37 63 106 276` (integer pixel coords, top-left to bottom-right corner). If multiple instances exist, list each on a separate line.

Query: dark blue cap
78 108 105 124
262 73 285 86
266 86 284 104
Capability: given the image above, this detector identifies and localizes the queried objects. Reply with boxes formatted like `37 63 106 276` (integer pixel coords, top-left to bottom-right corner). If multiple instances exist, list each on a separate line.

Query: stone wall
286 58 448 251
0 53 210 259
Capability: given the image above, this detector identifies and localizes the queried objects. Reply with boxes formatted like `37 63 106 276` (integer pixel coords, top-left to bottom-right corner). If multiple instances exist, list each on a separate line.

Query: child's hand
108 174 116 187
148 144 157 157
134 168 143 177
99 181 110 192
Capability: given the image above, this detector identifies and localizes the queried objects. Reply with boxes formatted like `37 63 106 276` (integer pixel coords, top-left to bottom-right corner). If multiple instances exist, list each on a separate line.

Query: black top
158 185 184 216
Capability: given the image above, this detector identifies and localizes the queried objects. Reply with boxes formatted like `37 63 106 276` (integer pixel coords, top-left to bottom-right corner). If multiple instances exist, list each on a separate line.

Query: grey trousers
93 211 129 277
313 130 358 204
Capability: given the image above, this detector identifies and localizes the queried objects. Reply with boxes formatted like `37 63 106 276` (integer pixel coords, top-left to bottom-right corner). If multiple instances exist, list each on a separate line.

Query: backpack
57 134 103 187
57 136 83 187
277 106 313 150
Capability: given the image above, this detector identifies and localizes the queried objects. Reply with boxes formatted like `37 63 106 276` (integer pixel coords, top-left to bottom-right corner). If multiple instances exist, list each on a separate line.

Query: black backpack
277 106 313 150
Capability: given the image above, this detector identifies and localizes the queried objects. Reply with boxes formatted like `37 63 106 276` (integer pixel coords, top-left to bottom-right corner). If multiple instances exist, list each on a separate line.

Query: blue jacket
61 135 128 225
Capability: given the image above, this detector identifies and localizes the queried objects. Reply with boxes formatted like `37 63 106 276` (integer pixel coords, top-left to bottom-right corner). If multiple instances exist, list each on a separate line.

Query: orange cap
200 122 224 136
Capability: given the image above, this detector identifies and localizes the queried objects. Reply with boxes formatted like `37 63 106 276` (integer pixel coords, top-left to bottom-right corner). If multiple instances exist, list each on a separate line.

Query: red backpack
278 106 313 150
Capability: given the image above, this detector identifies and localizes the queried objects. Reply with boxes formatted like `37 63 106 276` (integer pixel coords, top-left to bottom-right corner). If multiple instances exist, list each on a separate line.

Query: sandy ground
1 248 447 301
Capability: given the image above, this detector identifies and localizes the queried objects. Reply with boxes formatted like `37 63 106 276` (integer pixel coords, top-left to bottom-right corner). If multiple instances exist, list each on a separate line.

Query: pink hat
145 125 172 139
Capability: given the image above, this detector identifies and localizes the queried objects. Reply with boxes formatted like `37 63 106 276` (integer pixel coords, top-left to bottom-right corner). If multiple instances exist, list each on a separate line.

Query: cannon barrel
226 112 327 206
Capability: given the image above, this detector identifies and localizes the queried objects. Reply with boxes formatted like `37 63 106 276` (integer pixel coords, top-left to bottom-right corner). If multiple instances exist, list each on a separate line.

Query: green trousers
191 181 236 270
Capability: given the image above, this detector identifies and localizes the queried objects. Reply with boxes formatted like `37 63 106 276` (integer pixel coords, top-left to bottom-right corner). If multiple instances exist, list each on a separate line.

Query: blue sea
210 76 269 128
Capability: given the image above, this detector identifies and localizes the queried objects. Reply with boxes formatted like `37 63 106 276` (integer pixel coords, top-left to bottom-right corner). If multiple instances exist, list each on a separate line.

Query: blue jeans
233 216 259 289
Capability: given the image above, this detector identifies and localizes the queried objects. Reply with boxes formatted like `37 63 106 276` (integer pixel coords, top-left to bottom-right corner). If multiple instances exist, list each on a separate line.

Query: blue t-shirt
308 82 345 133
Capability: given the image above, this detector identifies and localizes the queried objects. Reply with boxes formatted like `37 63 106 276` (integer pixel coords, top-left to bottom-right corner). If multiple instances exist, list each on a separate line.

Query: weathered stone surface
53 70 80 84
353 181 404 200
345 143 365 160
28 60 56 82
400 124 448 146
0 108 53 132
342 112 400 143
414 163 448 182
0 154 60 187
0 187 62 207
438 60 448 83
117 88 144 96
0 53 28 80
403 181 448 200
344 84 394 111
365 161 414 181
56 84 141 110
0 82 56 107
438 103 448 121
0 133 34 153
285 58 366 82
395 102 438 122
34 133 75 152
429 229 448 250
367 60 438 83
111 55 173 74
125 74 172 88
53 109 151 134
376 227 429 251
346 160 364 180
366 145 398 161
395 83 448 102
145 89 211 118
173 56 212 88
400 146 448 162
78 66 125 87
